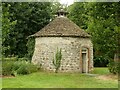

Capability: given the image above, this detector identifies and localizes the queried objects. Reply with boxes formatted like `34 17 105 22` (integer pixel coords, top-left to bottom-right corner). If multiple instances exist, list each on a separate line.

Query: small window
82 48 87 53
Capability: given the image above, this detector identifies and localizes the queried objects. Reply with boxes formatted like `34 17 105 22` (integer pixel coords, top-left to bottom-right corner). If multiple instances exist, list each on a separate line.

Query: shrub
12 61 22 71
27 63 38 73
14 61 38 75
53 48 62 73
2 60 14 76
107 60 120 74
26 37 35 62
93 56 109 67
2 58 39 76
2 57 18 76
16 62 29 75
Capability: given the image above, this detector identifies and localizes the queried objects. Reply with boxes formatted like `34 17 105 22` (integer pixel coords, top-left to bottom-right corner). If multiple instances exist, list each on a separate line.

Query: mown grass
2 68 118 88
90 67 110 75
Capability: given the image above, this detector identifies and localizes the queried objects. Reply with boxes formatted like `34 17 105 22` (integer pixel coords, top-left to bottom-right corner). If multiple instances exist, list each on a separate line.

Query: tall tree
68 2 88 29
68 2 120 60
2 3 17 57
2 2 52 57
86 2 120 59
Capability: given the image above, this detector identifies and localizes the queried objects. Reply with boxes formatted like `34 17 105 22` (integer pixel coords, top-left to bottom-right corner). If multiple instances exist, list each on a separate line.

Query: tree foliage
26 37 35 61
2 3 17 56
68 2 120 60
2 2 66 58
2 2 52 57
2 2 120 70
68 2 88 29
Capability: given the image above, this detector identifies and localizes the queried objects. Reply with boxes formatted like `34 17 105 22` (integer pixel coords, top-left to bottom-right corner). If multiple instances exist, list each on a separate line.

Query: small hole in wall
50 67 52 69
71 42 74 44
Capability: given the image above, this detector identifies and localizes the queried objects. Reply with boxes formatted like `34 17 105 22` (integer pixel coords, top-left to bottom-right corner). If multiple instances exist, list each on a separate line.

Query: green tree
68 2 88 29
86 2 120 59
68 2 120 60
2 2 52 57
2 3 17 57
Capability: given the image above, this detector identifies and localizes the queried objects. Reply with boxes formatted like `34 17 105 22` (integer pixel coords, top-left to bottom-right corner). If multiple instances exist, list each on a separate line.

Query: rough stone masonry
32 37 93 72
31 9 93 73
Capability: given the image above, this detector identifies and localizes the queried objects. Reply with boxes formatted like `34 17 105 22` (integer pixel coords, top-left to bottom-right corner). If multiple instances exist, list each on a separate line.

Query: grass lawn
90 67 111 75
1 67 118 88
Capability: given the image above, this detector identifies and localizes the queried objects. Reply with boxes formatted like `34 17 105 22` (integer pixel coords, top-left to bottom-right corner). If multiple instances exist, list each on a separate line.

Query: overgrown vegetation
93 56 109 67
26 37 35 61
107 60 120 74
2 57 39 76
53 48 62 73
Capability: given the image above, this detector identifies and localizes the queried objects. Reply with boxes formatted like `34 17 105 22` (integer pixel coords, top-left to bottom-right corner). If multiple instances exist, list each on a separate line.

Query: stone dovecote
31 10 93 73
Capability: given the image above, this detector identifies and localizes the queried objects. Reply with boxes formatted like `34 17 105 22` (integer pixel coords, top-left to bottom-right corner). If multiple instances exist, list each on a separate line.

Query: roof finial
56 9 68 17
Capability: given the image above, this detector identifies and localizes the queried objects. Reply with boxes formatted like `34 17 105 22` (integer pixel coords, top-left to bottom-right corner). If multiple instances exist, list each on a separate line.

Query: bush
93 56 109 67
27 63 38 73
2 60 14 76
2 57 39 76
15 61 38 75
2 57 18 76
12 61 22 71
26 37 35 62
108 60 120 74
16 62 29 75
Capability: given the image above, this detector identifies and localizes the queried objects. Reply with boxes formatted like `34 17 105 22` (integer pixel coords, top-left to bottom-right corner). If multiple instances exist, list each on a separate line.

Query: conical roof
32 16 91 38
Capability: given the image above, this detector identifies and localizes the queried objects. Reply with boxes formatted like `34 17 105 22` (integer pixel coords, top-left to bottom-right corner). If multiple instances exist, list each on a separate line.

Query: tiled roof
32 16 91 38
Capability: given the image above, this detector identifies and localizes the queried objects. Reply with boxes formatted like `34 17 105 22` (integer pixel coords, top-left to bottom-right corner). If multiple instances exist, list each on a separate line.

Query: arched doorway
81 47 89 73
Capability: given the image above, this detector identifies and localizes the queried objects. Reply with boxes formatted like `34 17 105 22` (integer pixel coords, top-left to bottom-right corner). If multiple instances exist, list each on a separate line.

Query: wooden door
82 48 88 73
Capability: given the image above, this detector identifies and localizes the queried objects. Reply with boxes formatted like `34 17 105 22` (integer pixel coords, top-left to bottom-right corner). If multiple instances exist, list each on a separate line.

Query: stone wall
32 37 93 73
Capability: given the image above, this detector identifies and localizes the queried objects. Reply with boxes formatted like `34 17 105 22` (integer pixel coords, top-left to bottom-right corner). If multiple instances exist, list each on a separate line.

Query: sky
60 0 74 6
